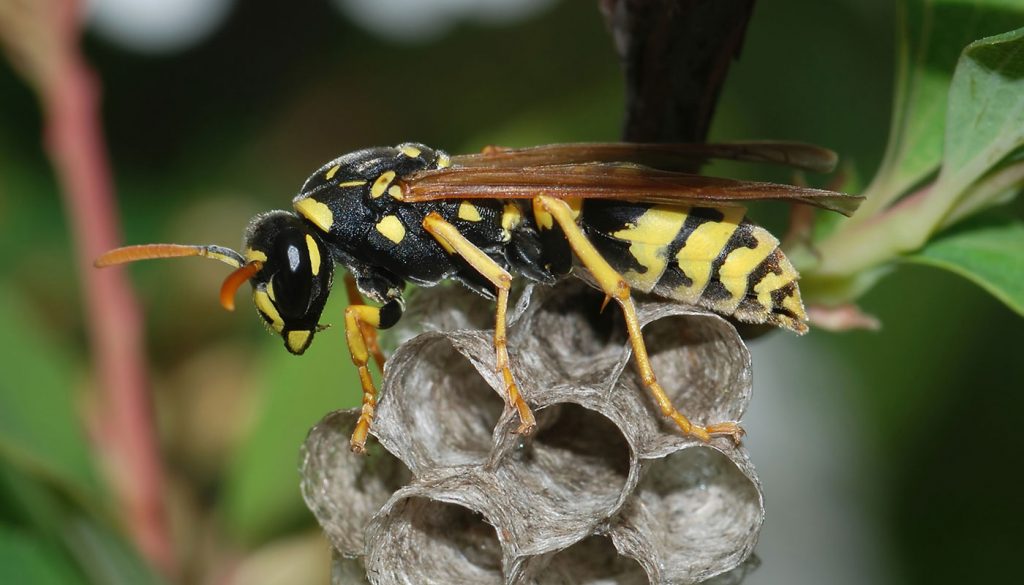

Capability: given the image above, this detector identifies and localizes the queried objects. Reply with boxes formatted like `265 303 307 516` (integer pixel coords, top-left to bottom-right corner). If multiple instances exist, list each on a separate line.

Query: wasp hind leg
422 212 537 435
345 297 403 453
535 195 744 444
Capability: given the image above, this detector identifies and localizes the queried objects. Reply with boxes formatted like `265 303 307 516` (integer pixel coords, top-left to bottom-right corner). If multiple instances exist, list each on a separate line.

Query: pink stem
43 2 175 576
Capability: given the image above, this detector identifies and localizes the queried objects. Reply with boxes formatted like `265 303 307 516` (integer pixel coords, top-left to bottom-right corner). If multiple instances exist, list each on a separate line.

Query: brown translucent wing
450 141 838 174
402 163 863 216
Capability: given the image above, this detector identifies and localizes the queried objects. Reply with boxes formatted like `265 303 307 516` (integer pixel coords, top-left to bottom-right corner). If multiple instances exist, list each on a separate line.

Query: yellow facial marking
287 330 312 353
254 290 284 332
612 205 688 293
718 225 778 310
338 179 368 188
387 185 404 201
400 145 422 158
295 198 334 231
325 164 341 180
458 201 482 222
436 153 451 168
375 215 406 244
266 280 276 302
246 248 268 263
370 171 396 199
305 234 321 276
674 207 746 303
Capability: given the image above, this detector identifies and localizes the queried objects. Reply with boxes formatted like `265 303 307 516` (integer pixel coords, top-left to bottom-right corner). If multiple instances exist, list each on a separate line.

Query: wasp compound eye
271 229 315 319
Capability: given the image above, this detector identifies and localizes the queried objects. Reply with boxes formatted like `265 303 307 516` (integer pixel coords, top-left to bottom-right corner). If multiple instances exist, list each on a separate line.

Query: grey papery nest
301 280 764 585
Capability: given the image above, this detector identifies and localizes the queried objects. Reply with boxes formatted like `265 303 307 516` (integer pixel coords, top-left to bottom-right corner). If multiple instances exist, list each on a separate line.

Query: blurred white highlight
86 0 235 53
331 0 556 42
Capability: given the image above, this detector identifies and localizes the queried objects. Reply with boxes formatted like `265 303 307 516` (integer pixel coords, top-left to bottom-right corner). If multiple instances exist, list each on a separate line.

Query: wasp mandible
97 142 861 452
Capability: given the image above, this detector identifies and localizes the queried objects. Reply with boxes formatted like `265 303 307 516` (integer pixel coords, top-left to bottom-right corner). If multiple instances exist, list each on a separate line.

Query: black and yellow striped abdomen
581 200 807 333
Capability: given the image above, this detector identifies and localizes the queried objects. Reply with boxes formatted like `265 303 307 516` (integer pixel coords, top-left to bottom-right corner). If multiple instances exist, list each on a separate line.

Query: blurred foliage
0 0 1021 584
803 3 1024 313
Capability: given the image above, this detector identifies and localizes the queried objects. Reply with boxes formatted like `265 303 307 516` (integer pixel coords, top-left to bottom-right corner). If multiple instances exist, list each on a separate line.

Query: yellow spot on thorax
305 234 322 276
295 198 334 231
400 145 422 158
287 330 312 353
674 207 746 303
254 290 284 332
325 164 341 180
501 203 522 230
338 179 368 188
375 215 406 244
371 171 396 199
436 153 452 168
532 195 582 230
458 201 482 222
387 185 404 200
611 205 688 293
501 203 522 241
533 198 554 230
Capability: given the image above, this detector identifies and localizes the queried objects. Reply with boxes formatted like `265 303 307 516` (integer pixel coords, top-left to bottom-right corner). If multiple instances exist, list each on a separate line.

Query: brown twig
0 0 175 575
601 0 756 144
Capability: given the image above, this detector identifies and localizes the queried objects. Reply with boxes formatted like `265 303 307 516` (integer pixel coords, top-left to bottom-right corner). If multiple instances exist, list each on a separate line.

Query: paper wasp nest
301 281 764 584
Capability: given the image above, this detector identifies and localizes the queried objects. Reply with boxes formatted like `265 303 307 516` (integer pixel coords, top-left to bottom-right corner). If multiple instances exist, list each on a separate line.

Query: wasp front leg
422 212 537 435
346 296 403 453
535 195 743 444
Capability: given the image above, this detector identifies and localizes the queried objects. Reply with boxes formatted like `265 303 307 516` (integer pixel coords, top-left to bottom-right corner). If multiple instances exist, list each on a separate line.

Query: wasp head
240 211 334 354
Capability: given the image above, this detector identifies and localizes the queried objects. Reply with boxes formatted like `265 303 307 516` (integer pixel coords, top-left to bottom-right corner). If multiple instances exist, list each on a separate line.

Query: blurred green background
1 0 1021 584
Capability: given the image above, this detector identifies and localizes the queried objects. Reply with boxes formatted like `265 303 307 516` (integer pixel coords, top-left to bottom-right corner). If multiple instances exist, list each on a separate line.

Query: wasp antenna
220 262 263 311
95 244 245 268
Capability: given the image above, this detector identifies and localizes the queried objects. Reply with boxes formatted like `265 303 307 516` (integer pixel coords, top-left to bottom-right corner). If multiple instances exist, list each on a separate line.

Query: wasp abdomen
582 201 807 333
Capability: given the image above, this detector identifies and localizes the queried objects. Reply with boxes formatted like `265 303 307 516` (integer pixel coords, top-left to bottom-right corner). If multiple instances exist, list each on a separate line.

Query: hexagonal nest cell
302 281 764 584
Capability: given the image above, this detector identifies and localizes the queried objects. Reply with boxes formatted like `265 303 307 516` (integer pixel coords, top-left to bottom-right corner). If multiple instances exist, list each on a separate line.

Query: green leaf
906 216 1024 316
942 158 1024 227
0 287 99 497
222 293 361 543
812 15 1024 283
866 0 1024 208
62 520 167 585
0 527 87 585
0 465 167 585
940 27 1024 199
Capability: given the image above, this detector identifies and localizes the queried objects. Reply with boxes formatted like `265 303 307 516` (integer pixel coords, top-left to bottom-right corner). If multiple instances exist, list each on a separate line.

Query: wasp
97 142 860 452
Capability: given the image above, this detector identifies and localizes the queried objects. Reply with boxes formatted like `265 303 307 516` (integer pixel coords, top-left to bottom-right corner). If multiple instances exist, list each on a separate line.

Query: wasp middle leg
536 195 744 444
344 272 386 373
422 212 537 435
346 296 403 453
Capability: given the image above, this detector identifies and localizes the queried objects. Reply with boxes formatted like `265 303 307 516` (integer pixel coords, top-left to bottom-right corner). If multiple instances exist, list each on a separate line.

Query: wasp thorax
244 211 334 354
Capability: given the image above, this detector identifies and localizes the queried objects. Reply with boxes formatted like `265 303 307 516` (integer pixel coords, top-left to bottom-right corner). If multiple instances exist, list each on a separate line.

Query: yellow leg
536 195 744 444
422 212 537 434
344 273 386 373
345 304 382 453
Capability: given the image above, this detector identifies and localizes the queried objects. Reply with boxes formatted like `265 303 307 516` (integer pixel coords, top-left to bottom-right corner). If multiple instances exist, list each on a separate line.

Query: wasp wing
403 163 862 216
450 141 838 174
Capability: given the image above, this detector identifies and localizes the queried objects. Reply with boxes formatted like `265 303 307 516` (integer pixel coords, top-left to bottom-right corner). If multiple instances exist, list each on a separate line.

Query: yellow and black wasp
96 142 861 452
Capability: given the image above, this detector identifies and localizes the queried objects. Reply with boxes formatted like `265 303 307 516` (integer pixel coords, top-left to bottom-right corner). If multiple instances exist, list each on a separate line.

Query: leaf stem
13 0 177 576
